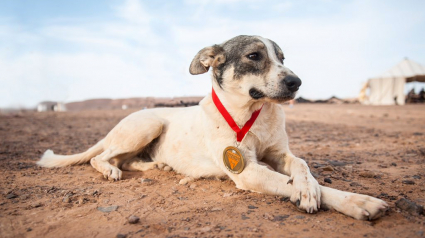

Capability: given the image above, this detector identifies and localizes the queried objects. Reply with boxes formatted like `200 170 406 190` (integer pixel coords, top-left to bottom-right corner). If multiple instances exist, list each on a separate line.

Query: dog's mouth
249 88 266 99
249 88 296 102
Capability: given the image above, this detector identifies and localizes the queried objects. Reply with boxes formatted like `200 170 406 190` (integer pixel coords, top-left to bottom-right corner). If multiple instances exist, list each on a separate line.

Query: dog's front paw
289 173 321 213
343 194 388 220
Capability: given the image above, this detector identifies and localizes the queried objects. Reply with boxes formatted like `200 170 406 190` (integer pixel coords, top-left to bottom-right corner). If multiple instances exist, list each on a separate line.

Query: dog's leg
229 162 387 220
90 116 164 181
90 149 123 181
268 154 388 219
320 186 388 220
268 154 321 213
121 159 162 172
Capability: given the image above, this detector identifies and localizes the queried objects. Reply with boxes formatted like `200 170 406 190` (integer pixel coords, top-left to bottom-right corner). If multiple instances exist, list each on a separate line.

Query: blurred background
0 0 424 110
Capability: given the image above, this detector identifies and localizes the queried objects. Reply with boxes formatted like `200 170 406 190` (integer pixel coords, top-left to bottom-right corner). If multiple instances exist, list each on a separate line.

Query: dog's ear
189 45 225 75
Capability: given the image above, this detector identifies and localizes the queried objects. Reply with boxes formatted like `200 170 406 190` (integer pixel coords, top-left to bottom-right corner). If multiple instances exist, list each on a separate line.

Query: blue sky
1 0 424 108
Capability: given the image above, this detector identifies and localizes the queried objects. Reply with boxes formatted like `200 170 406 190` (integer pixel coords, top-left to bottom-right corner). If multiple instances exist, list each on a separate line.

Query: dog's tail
37 139 104 168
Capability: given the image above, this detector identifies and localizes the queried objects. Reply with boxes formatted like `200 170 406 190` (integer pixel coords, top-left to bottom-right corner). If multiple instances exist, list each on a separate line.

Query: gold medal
223 146 245 174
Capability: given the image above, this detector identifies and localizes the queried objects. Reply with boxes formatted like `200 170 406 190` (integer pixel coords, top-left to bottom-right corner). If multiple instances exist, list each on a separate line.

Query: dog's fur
38 35 388 220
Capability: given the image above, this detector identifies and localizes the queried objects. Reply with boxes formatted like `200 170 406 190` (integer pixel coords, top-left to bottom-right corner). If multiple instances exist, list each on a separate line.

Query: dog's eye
247 52 260 60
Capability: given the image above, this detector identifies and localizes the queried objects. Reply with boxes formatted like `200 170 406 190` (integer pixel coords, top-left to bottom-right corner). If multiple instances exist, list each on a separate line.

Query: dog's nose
284 75 302 92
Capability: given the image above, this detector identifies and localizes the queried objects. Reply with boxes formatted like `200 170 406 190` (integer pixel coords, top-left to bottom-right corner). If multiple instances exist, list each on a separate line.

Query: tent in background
360 58 425 105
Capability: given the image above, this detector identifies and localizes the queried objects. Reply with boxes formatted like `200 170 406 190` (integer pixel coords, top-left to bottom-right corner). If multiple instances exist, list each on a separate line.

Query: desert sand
0 104 424 238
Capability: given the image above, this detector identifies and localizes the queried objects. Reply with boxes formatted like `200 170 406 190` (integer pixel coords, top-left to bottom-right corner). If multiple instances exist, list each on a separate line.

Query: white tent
360 58 425 105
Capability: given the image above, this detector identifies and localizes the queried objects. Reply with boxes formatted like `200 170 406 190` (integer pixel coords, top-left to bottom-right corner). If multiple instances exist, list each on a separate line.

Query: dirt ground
0 104 424 238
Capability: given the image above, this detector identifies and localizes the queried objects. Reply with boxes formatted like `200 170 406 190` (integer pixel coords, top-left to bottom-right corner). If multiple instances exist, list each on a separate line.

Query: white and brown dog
38 35 388 220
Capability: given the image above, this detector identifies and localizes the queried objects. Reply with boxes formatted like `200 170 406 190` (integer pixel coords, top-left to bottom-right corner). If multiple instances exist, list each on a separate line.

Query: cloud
1 0 424 108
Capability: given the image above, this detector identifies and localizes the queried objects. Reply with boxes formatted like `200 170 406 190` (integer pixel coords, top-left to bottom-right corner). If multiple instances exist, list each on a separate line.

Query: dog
38 35 388 220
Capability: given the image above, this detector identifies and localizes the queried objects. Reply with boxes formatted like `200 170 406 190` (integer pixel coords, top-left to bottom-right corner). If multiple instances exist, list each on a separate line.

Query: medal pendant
223 146 245 174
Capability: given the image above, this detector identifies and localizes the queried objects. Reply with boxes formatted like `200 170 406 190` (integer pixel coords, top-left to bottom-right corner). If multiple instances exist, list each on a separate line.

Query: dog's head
190 35 301 102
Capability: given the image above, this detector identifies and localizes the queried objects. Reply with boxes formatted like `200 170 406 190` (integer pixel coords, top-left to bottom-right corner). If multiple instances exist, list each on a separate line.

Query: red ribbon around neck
212 88 263 142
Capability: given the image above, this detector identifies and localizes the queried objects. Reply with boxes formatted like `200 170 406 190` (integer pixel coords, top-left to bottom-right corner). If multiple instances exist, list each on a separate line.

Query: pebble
97 205 118 213
350 182 361 187
128 215 140 224
295 215 305 219
211 207 223 212
390 162 397 166
263 213 274 220
6 193 18 199
328 160 348 167
359 171 375 178
395 198 424 215
248 205 258 209
324 178 332 184
63 195 71 203
322 166 334 171
163 166 172 171
189 183 197 189
412 175 421 179
402 180 415 185
140 178 154 185
273 215 290 221
116 234 127 238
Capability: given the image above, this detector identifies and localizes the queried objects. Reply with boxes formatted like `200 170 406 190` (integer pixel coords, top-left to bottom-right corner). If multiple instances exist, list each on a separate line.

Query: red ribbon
212 88 263 142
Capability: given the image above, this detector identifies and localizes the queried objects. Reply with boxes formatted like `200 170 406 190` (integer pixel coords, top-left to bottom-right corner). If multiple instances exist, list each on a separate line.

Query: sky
0 0 424 108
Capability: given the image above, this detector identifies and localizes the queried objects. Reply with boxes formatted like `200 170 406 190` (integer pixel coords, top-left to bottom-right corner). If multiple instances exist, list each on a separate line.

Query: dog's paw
343 194 388 220
179 177 194 185
290 173 321 213
103 166 122 181
157 163 173 171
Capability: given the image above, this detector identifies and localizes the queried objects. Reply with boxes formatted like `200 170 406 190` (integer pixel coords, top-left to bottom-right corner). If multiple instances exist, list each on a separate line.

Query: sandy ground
0 104 424 238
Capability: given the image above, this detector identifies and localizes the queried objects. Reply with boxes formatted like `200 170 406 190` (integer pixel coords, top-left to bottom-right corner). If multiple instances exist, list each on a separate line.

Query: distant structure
64 97 204 111
360 58 425 105
37 101 67 112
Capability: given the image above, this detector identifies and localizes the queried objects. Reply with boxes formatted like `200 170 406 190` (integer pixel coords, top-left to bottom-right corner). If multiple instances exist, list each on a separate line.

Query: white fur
37 36 388 220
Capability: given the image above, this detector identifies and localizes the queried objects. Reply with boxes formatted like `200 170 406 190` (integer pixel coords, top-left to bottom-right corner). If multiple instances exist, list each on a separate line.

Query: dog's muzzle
283 75 302 92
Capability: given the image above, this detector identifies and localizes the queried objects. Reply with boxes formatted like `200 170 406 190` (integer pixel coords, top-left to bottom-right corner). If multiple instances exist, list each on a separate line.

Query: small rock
359 171 375 178
211 207 222 212
311 172 320 179
20 194 29 200
413 132 423 136
140 178 154 184
263 213 274 220
395 198 424 215
324 178 332 184
295 215 305 219
273 215 290 221
248 205 258 209
390 162 397 167
26 228 32 232
128 215 140 224
163 166 172 171
189 183 197 189
322 166 334 171
223 192 233 197
402 180 415 185
62 195 71 203
97 205 118 213
6 193 18 199
116 234 127 238
412 175 421 179
30 202 43 208
328 160 348 167
350 182 361 187
241 214 250 220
